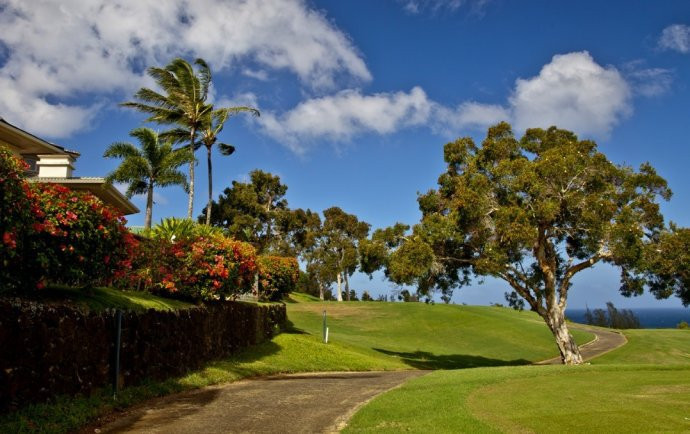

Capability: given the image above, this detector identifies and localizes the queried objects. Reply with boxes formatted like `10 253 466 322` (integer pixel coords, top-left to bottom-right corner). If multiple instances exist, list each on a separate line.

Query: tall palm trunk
187 128 196 219
145 181 154 230
206 145 213 225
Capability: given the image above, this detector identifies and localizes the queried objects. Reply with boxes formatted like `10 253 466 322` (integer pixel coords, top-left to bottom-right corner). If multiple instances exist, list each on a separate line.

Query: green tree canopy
385 122 688 364
206 169 292 253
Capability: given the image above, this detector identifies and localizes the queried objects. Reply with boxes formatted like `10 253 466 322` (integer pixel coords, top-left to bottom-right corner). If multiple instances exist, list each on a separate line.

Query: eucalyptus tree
121 58 212 218
385 122 689 364
104 128 192 230
163 106 260 225
317 207 370 301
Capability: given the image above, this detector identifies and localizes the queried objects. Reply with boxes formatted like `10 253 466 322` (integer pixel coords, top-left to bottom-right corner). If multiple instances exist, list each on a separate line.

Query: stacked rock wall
0 299 286 411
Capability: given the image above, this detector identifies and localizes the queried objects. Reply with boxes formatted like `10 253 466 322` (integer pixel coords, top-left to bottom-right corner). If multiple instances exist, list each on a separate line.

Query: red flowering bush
29 183 137 287
0 146 136 293
257 256 299 301
0 147 36 292
125 232 257 301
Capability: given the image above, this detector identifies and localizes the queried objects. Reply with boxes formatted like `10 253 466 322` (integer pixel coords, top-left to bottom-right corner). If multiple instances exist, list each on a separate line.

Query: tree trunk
545 307 583 365
336 272 343 302
319 285 324 301
205 145 212 225
186 129 196 219
144 183 154 230
345 272 350 301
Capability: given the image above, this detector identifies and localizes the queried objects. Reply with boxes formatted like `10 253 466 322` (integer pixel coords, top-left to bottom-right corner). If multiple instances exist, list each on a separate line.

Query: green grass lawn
344 324 690 433
287 292 594 368
344 364 690 433
25 285 194 312
592 328 690 365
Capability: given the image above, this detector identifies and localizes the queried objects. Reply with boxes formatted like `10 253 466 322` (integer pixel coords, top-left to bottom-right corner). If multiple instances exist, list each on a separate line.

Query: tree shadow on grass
373 348 530 370
283 319 308 334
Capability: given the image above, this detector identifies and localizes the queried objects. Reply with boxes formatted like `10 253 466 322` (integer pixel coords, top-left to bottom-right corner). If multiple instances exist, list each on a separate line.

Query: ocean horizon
566 307 690 329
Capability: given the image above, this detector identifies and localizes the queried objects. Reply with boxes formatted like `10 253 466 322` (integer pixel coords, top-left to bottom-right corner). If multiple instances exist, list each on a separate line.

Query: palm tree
104 128 192 230
121 58 212 218
163 106 260 225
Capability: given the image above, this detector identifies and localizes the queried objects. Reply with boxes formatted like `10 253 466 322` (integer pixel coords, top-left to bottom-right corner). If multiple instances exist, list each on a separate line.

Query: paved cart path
98 370 426 434
536 324 627 365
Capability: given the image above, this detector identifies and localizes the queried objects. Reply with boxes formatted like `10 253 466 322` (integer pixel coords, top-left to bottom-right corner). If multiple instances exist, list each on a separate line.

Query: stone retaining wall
0 299 286 411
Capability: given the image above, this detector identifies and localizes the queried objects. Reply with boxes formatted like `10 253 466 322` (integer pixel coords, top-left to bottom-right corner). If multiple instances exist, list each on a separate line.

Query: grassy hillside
287 293 594 369
592 328 690 365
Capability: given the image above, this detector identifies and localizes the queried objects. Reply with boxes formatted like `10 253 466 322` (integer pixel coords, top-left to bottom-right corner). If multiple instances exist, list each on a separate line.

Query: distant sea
566 308 690 329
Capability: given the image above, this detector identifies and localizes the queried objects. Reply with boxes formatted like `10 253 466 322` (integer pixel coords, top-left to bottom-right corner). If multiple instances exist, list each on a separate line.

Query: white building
1 118 139 215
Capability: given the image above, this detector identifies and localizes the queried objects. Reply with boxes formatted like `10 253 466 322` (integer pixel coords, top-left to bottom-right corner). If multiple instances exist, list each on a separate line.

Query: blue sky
1 0 689 308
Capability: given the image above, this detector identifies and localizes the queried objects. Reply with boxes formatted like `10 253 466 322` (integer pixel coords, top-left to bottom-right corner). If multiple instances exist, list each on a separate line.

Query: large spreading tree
386 122 689 364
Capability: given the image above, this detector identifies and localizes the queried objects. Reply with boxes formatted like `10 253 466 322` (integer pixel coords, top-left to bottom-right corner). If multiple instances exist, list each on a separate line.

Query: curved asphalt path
97 370 426 434
536 324 628 365
95 326 626 433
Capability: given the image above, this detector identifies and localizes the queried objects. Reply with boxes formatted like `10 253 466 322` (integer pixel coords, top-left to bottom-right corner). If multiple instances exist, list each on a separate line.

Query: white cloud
658 24 690 53
398 0 489 15
258 87 433 153
622 61 673 97
258 51 633 151
432 102 510 135
0 0 369 138
510 52 631 137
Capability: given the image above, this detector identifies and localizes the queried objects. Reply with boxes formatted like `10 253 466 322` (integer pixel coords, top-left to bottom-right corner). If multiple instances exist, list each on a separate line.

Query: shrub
125 229 257 301
257 256 299 301
0 147 36 292
678 321 689 330
29 184 138 288
1 147 136 292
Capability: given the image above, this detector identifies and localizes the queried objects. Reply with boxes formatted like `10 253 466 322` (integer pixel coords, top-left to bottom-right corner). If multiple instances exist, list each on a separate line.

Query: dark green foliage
583 302 641 329
361 290 373 301
505 291 525 311
206 169 291 253
677 321 689 330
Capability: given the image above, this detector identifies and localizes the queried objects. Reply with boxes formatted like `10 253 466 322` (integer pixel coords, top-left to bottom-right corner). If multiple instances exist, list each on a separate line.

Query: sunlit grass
344 364 690 433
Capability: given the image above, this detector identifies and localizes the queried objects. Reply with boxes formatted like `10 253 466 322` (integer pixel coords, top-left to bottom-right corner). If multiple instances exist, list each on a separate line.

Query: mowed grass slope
344 364 690 433
592 328 690 365
287 293 594 369
345 326 690 433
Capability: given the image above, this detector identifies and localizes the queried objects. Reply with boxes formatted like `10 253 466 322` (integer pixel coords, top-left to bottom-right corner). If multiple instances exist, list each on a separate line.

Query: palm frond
157 170 189 192
195 58 212 101
160 127 193 146
218 143 236 156
103 142 142 159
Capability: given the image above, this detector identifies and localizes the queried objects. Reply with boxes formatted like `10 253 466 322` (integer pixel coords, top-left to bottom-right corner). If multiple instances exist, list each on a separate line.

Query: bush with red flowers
257 256 299 301
0 147 36 292
125 232 258 301
29 183 137 288
0 146 136 293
